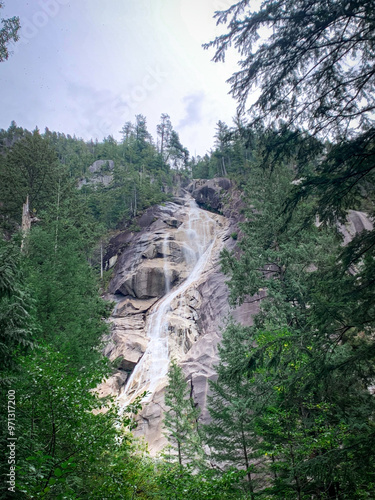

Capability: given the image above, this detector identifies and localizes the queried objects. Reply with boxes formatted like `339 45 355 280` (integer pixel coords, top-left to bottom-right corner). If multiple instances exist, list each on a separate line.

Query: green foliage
0 129 62 227
11 347 145 499
288 129 375 227
163 360 202 466
208 151 375 498
206 0 375 136
0 114 213 499
0 239 35 375
205 3 375 386
156 462 248 499
23 220 109 368
204 352 259 498
205 15 375 476
0 117 183 234
79 118 177 229
86 437 160 500
0 1 20 62
44 128 95 178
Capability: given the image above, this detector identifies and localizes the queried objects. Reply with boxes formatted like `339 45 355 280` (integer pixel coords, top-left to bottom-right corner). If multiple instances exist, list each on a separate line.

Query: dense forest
1 0 375 498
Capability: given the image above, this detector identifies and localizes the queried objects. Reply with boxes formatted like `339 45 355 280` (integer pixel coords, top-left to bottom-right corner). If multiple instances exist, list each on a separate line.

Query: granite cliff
99 179 255 453
99 178 372 454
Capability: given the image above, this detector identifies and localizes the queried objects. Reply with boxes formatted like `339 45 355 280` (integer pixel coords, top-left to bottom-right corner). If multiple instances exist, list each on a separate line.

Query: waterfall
162 233 171 294
118 196 218 409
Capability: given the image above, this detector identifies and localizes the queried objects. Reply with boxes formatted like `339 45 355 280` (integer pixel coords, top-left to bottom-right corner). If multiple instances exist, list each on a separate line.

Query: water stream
119 196 218 409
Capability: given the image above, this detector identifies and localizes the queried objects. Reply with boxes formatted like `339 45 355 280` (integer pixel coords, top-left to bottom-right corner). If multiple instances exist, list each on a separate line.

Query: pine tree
214 121 231 176
0 238 35 374
163 360 202 466
156 113 172 162
134 114 152 152
213 142 375 497
205 334 260 499
205 1 375 369
0 129 61 225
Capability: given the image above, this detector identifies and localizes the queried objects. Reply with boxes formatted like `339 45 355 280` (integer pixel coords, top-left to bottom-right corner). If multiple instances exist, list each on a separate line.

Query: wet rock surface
100 179 374 454
99 182 256 454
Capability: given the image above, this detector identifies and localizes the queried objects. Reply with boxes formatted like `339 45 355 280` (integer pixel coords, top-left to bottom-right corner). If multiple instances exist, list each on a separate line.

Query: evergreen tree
24 219 109 368
11 347 145 499
120 121 134 142
163 361 202 466
0 121 26 151
206 1 375 349
214 120 231 176
0 239 35 375
134 114 152 152
205 0 375 136
0 1 20 62
205 343 259 499
212 143 375 498
168 130 189 171
0 129 61 226
156 113 173 162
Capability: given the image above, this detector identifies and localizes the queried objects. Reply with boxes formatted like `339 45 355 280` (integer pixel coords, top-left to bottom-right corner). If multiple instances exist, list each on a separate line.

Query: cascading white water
162 233 171 294
119 196 218 409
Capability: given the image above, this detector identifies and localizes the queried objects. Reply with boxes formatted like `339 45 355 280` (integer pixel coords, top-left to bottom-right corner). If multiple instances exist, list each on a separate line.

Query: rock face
100 184 256 454
88 160 114 173
100 178 374 455
78 159 114 189
339 209 373 245
189 178 232 212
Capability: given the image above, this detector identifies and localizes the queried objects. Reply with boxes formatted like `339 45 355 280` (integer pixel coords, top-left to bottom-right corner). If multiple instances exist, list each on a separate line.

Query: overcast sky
0 0 241 157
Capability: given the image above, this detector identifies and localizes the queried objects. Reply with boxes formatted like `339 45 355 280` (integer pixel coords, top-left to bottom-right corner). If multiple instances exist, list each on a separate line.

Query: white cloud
0 0 239 155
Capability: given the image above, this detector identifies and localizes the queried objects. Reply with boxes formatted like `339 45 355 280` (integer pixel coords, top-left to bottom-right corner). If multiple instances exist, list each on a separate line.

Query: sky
0 0 241 157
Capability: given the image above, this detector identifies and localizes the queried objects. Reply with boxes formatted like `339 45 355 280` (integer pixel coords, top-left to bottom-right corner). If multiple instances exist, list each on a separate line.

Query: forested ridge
1 0 375 498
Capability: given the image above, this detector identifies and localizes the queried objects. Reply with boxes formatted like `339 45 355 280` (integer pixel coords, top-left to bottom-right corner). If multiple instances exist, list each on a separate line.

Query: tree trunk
221 156 227 176
240 424 255 500
21 194 40 252
134 186 137 217
100 240 103 280
54 178 61 254
21 195 31 252
178 440 182 466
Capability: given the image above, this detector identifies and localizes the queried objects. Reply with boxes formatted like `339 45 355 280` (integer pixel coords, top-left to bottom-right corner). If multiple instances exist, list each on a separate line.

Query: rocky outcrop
99 183 256 454
106 207 193 300
78 159 114 189
339 209 373 245
116 264 180 299
188 178 232 213
99 177 374 455
88 159 114 173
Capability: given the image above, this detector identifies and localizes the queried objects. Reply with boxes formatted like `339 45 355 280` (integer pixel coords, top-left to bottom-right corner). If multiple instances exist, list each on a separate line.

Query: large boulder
188 178 232 212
